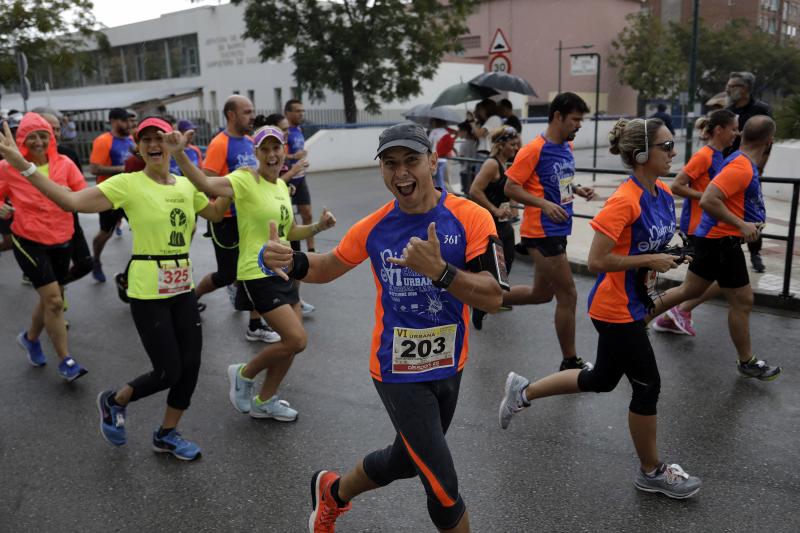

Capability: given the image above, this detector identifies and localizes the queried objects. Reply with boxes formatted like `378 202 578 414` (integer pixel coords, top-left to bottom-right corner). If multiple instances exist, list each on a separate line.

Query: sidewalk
487 171 800 312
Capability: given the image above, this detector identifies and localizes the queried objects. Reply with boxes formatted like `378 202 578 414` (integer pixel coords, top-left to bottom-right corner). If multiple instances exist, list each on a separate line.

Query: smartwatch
432 262 458 289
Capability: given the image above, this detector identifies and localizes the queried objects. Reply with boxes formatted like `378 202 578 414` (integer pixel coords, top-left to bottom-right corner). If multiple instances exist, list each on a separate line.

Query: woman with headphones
498 117 703 500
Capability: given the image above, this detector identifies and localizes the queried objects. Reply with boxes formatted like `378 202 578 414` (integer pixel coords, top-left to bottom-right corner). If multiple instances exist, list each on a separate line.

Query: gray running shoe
499 371 530 429
737 356 781 381
635 463 701 499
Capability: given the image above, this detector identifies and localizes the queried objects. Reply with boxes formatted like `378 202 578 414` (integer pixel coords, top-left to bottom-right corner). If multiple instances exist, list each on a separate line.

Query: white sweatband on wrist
20 162 37 177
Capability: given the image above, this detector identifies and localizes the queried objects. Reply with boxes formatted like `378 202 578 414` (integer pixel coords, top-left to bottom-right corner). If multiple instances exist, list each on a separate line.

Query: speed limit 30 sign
488 53 511 73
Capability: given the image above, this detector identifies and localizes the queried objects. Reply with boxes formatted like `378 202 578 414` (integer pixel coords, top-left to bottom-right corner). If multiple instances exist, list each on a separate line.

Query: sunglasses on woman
652 140 675 152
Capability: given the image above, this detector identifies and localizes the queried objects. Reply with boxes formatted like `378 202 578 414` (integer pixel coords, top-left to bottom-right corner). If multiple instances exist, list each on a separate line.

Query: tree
232 0 476 123
0 0 106 98
608 13 686 101
774 95 800 140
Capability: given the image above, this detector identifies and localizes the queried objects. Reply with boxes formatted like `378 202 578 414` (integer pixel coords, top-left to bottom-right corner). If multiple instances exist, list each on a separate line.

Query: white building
1 2 483 127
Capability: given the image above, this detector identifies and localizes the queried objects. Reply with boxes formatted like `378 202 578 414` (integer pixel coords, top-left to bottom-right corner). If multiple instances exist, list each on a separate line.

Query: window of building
457 35 481 50
274 87 283 112
248 90 255 106
291 86 302 100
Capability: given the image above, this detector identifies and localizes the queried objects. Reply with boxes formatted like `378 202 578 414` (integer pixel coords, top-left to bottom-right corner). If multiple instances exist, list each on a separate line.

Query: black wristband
287 251 310 280
432 262 457 289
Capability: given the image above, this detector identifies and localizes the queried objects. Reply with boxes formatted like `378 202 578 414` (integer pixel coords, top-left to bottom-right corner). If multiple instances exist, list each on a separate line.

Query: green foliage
774 95 800 139
608 13 686 100
610 14 800 103
0 0 107 92
232 0 477 122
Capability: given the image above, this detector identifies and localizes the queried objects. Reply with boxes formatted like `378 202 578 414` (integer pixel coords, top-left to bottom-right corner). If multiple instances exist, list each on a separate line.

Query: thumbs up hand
386 222 447 280
316 207 336 232
258 222 294 280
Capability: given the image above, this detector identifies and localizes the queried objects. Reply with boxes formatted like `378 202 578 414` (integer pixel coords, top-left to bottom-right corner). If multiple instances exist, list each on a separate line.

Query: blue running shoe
92 261 106 283
58 356 88 382
152 429 201 461
17 331 46 367
97 390 127 446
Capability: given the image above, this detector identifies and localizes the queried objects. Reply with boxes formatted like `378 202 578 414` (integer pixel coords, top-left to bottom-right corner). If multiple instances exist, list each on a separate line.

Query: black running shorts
521 236 568 257
12 234 72 288
241 276 300 314
688 236 749 289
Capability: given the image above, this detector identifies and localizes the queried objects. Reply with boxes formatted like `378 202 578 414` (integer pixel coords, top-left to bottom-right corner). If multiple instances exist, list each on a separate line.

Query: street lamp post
556 41 594 93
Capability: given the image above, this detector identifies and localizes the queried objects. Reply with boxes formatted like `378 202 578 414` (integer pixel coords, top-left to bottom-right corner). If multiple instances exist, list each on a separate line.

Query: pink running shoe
652 314 684 335
666 307 696 336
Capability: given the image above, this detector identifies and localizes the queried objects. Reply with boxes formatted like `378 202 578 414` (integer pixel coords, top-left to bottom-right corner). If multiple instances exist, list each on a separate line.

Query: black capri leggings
496 219 515 273
363 373 465 531
65 213 93 284
578 319 661 416
128 291 202 410
209 217 239 288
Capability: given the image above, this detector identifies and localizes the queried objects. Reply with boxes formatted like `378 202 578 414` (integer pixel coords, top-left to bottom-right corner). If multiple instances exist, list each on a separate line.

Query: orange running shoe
308 470 351 532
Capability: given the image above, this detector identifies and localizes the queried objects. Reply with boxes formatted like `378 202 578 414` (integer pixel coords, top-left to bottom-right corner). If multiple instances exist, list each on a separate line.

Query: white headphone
635 118 649 165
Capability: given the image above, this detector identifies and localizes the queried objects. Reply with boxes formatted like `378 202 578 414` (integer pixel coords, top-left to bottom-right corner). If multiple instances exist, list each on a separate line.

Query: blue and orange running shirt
587 177 676 323
694 152 765 239
286 126 306 182
334 191 496 383
679 145 724 235
203 131 257 217
89 132 136 184
506 135 576 238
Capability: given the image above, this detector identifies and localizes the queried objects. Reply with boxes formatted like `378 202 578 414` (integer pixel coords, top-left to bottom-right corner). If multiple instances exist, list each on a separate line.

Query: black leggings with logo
363 372 465 530
128 291 202 410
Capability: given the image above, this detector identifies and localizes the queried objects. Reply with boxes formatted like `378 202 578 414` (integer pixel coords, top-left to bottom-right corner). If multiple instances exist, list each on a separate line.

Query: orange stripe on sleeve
89 133 112 166
203 134 229 176
399 432 457 507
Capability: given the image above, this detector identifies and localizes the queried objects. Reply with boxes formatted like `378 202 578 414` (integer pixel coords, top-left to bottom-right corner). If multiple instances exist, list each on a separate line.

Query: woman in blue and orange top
498 118 703 500
653 109 738 336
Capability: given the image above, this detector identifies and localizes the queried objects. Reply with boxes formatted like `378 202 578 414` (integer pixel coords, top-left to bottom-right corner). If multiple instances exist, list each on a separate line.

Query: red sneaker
308 470 351 532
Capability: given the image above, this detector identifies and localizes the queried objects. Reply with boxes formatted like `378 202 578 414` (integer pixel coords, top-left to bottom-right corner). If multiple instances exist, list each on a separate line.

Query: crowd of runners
0 79 784 531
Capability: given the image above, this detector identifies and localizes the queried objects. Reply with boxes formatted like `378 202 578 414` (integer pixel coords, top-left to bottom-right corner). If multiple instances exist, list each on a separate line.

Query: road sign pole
592 53 601 182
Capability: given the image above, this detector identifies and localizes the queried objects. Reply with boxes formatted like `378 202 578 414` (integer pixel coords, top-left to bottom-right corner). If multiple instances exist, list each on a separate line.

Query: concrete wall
763 141 800 201
306 118 619 173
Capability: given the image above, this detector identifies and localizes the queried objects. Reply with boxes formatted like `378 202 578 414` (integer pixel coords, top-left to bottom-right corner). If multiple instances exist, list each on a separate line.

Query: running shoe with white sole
245 324 281 343
499 371 530 429
227 363 254 413
97 390 127 446
250 395 298 421
737 356 781 381
651 313 684 335
17 330 46 366
58 356 88 382
309 470 351 533
301 300 315 316
634 463 701 499
152 429 201 461
666 306 696 336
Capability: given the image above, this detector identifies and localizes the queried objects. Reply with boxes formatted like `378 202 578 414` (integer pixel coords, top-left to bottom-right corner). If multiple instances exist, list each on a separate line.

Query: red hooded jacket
0 113 86 245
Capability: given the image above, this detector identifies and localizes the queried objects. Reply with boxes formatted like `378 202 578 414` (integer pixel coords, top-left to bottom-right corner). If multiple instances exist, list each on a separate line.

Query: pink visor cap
135 117 173 141
253 125 285 146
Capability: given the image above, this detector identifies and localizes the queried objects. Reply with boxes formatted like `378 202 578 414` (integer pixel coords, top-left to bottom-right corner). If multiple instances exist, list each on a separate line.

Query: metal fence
60 107 410 164
449 156 799 300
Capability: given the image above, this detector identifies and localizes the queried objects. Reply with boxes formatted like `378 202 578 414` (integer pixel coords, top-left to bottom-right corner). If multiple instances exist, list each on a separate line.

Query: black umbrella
432 82 500 107
469 72 538 97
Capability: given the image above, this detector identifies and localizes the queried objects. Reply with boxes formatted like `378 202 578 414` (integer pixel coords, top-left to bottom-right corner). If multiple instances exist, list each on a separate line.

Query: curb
514 253 800 313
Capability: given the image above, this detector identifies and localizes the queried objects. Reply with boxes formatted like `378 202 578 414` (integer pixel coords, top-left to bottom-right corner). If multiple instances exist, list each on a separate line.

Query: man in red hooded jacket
0 113 89 381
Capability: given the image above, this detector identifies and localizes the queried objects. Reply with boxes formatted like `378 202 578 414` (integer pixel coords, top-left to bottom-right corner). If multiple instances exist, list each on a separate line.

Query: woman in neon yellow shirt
173 125 336 421
0 117 227 460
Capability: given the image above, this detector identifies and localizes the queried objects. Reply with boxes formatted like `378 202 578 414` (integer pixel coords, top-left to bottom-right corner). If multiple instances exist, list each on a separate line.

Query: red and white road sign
488 54 512 74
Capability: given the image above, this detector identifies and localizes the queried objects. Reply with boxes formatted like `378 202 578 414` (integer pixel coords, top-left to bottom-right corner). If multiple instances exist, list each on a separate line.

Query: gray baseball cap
376 122 432 159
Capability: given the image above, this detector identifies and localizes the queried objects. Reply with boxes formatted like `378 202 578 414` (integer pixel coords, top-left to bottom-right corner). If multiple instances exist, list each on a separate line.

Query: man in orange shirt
654 116 781 380
88 108 135 282
491 93 596 372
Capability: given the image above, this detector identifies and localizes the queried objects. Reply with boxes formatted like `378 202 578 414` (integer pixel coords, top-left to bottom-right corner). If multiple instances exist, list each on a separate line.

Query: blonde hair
608 117 664 168
489 126 519 156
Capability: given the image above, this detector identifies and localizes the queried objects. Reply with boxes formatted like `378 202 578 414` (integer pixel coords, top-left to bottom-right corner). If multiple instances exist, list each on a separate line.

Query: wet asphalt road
0 167 798 532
